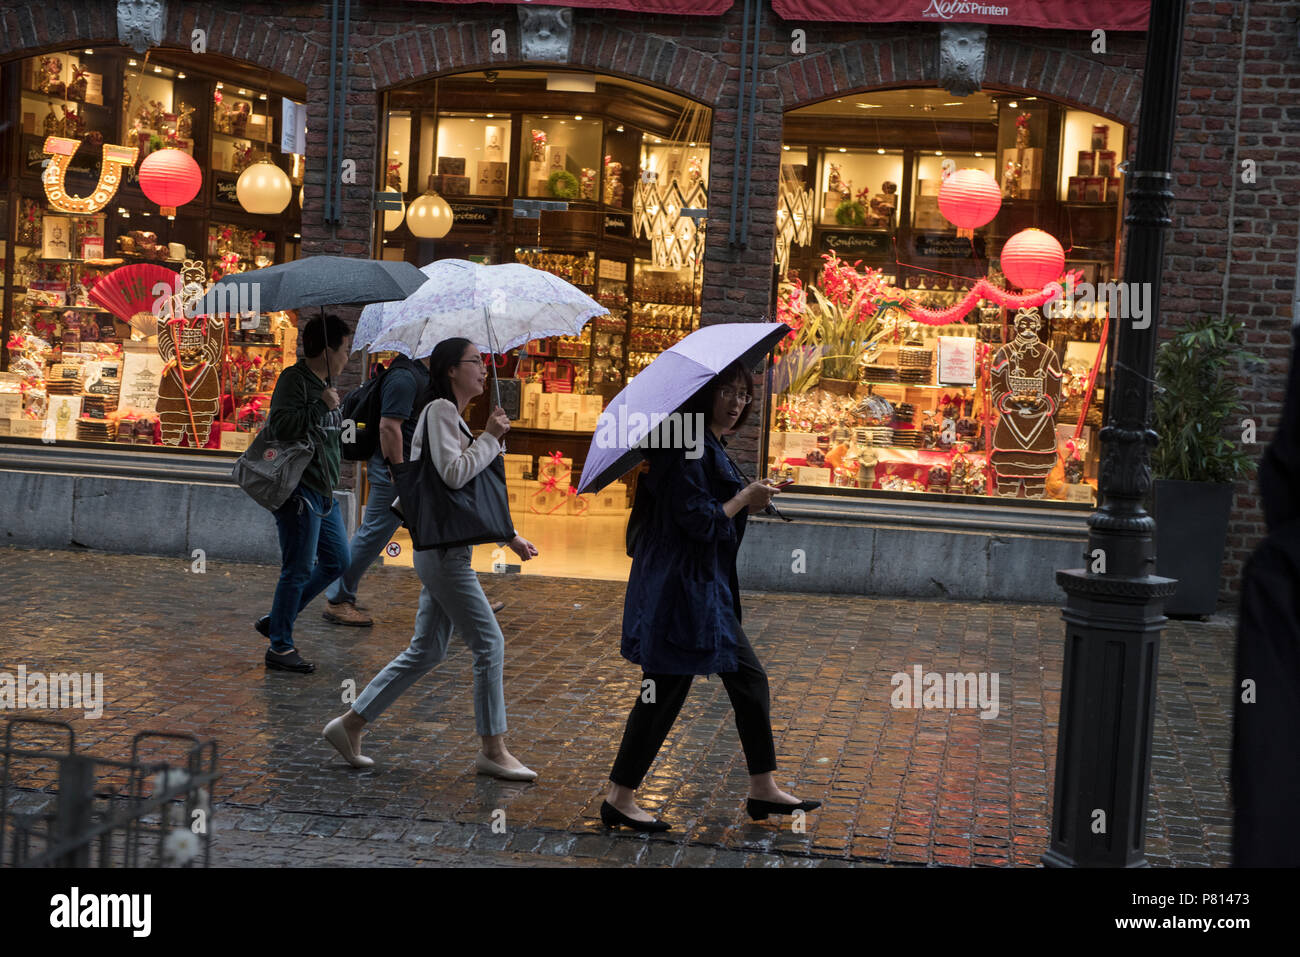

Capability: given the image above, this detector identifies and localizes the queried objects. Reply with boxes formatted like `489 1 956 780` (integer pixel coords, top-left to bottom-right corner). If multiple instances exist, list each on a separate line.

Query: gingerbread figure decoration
156 260 224 448
990 307 1062 498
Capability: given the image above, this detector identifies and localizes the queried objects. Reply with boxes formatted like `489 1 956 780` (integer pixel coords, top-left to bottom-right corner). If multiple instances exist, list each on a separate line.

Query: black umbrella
200 256 426 314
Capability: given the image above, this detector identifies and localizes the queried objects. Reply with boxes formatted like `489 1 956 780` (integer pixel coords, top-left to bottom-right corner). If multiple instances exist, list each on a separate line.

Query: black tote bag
389 406 515 550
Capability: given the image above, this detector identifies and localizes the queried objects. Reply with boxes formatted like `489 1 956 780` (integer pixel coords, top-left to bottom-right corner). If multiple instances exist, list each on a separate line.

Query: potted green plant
1152 315 1261 616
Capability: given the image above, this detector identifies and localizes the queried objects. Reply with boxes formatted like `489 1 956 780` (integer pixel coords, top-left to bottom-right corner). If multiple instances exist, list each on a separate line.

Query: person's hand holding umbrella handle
484 406 510 440
320 386 341 411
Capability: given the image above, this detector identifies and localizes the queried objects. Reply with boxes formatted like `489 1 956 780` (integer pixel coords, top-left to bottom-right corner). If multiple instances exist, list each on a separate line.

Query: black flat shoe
265 647 315 673
255 615 270 639
600 800 670 832
746 797 822 821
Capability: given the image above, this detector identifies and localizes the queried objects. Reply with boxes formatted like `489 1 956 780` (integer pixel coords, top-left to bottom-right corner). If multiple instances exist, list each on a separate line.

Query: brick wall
1168 1 1299 603
4 0 1296 604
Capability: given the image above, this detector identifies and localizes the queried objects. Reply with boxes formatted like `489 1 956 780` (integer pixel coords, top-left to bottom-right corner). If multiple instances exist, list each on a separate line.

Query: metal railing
1 718 219 868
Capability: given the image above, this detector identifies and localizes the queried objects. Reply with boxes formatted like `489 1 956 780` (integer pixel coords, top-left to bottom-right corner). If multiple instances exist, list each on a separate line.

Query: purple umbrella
576 322 791 494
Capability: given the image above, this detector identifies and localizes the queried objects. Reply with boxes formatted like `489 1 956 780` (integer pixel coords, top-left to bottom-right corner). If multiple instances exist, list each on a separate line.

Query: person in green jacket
254 313 352 673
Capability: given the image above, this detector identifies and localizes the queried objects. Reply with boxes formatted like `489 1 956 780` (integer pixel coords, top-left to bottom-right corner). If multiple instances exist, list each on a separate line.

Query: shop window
769 91 1125 507
519 114 603 200
1 49 304 451
375 70 712 580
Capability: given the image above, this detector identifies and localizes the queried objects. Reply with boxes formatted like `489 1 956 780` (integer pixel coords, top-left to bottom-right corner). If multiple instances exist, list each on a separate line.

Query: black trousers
609 628 778 789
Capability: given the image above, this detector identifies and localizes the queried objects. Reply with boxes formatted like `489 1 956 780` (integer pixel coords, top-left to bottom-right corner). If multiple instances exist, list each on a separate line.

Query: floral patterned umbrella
354 259 608 358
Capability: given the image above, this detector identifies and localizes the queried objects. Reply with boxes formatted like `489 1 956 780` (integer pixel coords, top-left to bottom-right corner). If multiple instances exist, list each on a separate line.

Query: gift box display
475 161 509 197
437 156 466 176
529 485 567 515
503 453 532 481
436 174 471 197
587 481 628 514
537 451 573 483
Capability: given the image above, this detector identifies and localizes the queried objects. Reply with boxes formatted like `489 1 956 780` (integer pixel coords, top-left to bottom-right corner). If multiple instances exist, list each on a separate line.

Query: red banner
771 0 1149 30
414 0 735 14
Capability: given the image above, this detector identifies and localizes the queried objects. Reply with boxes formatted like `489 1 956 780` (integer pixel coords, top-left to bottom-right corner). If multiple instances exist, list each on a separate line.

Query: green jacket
265 359 341 498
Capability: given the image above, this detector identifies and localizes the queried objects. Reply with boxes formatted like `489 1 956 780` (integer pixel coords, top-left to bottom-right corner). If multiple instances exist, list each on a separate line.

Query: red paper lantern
138 148 202 215
1000 228 1065 290
937 168 1002 229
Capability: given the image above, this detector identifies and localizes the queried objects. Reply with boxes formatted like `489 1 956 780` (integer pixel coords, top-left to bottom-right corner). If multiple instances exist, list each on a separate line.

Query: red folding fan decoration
89 263 181 338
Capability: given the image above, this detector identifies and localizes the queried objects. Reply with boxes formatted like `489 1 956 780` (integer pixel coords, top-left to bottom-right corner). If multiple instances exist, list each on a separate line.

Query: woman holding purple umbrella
601 360 821 831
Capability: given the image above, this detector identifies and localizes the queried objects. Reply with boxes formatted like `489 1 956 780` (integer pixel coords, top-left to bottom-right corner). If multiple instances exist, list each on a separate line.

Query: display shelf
212 130 271 145
29 305 111 313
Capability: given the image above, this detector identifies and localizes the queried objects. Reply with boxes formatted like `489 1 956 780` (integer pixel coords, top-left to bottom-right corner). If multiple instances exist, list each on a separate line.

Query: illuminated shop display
769 91 1126 505
1 49 304 451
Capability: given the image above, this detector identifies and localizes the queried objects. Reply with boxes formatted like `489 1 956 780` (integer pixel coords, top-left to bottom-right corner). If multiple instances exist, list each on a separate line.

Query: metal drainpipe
1220 0 1250 320
728 0 753 247
739 0 762 245
325 0 339 223
335 0 353 228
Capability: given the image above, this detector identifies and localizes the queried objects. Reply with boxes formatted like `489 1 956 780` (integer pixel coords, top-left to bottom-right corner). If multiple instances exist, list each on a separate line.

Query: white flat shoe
323 717 375 768
475 751 538 782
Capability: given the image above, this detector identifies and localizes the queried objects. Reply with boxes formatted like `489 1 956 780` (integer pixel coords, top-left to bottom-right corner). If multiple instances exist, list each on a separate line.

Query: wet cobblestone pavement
0 546 1235 867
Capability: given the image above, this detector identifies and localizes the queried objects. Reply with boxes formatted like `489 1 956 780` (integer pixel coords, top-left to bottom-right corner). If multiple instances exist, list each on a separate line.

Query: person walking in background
255 313 353 674
601 360 821 831
323 337 539 778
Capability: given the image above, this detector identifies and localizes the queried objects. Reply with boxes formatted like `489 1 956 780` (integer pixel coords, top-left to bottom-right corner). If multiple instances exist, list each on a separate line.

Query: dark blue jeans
269 485 350 653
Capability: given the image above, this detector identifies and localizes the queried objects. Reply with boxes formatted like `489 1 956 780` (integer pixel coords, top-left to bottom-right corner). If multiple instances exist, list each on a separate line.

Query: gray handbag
232 429 315 511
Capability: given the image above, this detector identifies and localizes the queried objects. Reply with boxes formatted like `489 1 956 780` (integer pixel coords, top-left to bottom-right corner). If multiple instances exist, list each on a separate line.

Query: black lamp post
1045 0 1187 868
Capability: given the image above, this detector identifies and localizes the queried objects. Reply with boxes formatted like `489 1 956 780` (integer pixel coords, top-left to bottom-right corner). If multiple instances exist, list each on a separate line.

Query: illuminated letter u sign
42 136 139 214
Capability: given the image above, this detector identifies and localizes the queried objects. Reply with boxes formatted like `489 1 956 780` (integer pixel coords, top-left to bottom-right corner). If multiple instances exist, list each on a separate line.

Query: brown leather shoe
323 601 373 627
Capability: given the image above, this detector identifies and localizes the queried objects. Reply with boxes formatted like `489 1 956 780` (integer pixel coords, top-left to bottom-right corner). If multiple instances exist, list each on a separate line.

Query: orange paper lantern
937 168 1002 229
138 148 202 215
1000 228 1065 290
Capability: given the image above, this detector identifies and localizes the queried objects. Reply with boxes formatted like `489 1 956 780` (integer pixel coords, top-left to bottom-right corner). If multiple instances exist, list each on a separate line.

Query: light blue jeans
325 451 401 606
352 545 508 737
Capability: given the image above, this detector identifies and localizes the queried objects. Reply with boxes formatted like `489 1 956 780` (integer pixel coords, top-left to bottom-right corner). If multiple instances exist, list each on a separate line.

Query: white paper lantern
236 159 292 215
384 196 406 232
406 175 453 239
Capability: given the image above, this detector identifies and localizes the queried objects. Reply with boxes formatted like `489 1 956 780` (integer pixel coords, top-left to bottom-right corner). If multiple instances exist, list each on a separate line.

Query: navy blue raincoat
621 430 748 675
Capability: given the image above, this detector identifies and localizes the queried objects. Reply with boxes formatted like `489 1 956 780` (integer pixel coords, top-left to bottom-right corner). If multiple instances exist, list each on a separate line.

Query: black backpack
339 356 416 461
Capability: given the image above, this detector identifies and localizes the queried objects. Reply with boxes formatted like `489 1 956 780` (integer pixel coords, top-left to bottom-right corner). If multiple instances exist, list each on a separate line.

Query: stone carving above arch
117 0 166 54
519 6 574 62
938 24 987 97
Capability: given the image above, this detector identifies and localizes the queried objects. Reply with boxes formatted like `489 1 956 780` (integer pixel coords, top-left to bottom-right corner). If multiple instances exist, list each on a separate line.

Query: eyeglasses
456 357 488 367
720 388 752 405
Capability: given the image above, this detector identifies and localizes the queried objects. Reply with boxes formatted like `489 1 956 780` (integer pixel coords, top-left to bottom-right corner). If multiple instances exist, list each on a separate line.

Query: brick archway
0 3 320 84
771 34 1141 126
367 21 729 109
